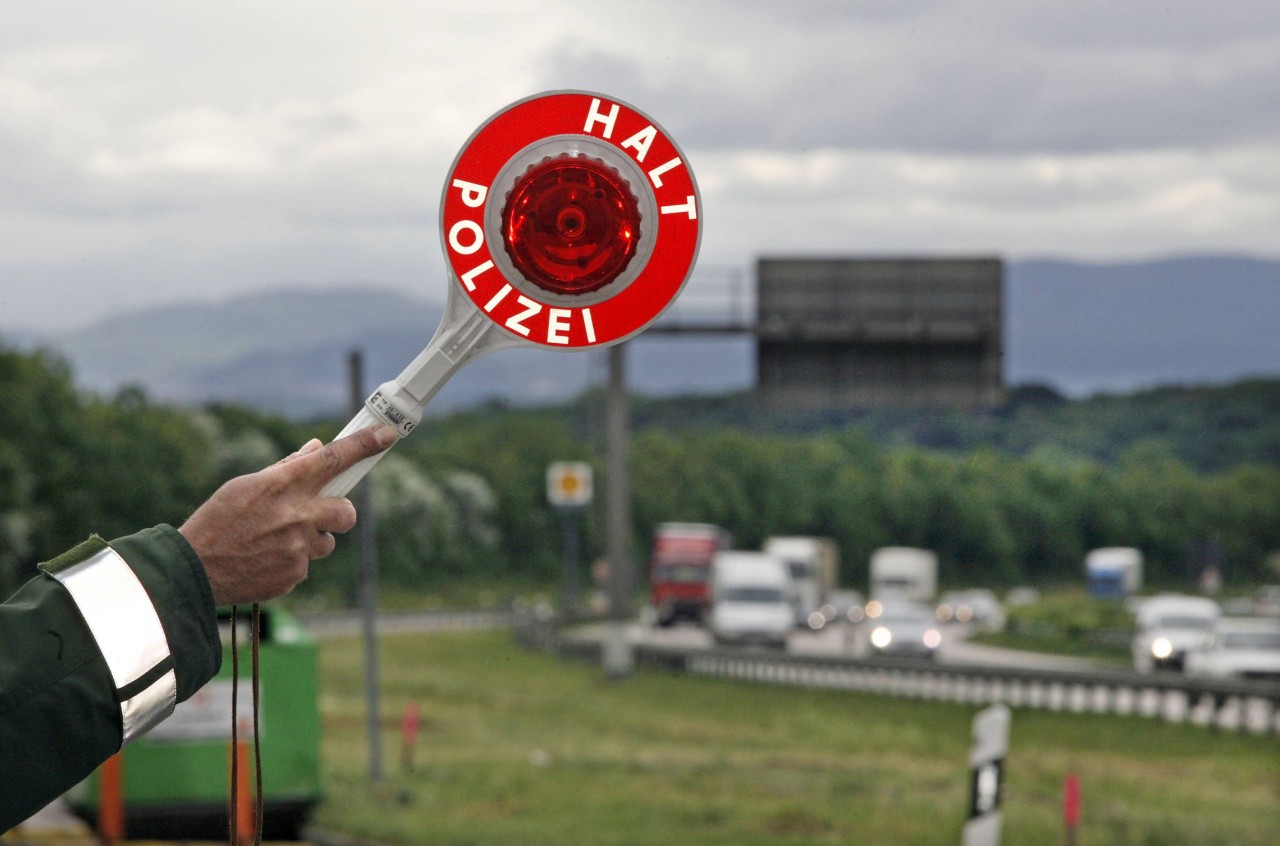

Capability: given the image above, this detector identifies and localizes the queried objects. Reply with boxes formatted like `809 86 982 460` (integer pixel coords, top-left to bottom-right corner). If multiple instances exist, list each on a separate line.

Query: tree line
412 411 1280 592
2 344 1278 600
621 380 1280 475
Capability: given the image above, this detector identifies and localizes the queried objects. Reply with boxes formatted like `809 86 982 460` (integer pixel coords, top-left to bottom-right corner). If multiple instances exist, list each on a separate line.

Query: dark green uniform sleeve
109 526 222 702
0 525 222 832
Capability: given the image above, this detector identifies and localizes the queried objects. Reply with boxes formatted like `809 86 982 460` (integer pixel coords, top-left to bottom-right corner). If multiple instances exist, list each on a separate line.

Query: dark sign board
756 257 1003 410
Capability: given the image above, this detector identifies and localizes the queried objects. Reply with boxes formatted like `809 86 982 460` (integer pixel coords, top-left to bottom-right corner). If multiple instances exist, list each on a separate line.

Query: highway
600 617 1101 673
555 616 1278 735
294 607 1099 673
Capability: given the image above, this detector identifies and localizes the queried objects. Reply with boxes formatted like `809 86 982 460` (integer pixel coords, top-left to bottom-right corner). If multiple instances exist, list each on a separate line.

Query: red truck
649 522 731 626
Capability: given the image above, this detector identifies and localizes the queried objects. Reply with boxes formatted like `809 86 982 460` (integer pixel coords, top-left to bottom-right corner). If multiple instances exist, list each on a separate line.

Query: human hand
179 425 398 605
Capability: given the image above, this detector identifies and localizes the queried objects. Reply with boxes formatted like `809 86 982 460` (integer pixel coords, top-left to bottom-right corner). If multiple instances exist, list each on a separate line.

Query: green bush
1002 589 1136 657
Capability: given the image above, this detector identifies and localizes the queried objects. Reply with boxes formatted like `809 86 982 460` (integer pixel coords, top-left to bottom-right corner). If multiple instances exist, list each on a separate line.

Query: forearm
0 525 222 831
0 572 121 830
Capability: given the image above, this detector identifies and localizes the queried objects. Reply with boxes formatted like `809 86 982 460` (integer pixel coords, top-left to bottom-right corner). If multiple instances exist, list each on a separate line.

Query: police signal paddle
320 91 702 497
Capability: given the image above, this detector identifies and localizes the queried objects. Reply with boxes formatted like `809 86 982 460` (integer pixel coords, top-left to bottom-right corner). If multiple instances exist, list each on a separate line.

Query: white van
1131 594 1220 673
709 552 793 649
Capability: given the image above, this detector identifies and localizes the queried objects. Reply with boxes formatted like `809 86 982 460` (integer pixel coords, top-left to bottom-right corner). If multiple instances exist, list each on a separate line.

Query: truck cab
649 523 730 626
1086 547 1143 599
869 547 938 603
764 536 839 627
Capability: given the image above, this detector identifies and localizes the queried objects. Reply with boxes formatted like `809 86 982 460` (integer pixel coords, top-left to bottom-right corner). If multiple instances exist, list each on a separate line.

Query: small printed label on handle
367 390 417 437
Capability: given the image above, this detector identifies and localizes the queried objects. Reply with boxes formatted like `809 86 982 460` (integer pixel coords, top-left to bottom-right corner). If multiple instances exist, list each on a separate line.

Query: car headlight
923 628 942 649
870 626 893 649
808 611 826 631
1151 637 1173 659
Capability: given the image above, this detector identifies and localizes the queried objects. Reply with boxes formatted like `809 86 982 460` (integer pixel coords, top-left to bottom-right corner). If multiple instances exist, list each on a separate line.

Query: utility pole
603 343 635 678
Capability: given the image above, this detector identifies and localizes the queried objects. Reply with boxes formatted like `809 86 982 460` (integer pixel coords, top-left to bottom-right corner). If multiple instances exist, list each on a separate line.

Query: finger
279 425 398 488
309 531 337 561
276 438 324 466
311 497 359 536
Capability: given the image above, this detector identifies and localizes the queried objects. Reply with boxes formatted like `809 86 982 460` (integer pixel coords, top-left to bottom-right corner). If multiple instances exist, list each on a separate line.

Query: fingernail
373 425 399 449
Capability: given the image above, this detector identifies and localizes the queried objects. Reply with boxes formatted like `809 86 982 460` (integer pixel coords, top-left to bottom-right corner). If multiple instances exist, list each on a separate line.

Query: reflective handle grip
319 406 398 498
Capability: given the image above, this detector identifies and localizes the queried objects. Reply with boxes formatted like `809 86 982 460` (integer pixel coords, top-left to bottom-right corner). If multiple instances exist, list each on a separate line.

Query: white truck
709 551 793 649
764 536 840 627
869 547 938 603
1086 547 1143 599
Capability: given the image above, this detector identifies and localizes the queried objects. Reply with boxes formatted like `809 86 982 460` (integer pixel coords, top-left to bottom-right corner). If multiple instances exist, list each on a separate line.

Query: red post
401 701 422 774
98 752 126 844
230 735 255 844
1063 772 1081 846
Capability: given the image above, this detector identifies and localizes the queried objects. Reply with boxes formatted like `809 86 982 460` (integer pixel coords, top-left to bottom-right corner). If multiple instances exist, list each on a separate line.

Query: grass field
314 630 1278 846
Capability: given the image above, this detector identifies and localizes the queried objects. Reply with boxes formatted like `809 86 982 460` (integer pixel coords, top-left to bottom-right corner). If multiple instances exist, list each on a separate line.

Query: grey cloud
536 7 1280 156
1004 3 1280 51
1 2 1277 333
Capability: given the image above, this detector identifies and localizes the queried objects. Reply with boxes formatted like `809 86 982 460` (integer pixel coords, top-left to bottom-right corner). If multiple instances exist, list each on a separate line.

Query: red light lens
501 155 641 296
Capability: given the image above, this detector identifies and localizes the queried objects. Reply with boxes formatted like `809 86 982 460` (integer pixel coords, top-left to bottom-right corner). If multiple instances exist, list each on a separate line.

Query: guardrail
522 620 1280 737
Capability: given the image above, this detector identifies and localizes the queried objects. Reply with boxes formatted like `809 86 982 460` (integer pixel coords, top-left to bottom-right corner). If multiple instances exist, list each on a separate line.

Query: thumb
282 425 399 489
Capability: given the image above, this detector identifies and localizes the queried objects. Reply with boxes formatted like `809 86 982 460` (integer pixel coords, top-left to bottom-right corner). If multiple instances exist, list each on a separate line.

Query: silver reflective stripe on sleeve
51 546 178 746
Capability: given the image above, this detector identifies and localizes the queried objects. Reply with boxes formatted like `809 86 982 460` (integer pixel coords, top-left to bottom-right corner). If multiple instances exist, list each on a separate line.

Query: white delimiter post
963 704 1011 846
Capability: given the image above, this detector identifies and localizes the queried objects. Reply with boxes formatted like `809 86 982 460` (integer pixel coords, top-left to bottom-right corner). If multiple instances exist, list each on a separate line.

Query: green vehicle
66 606 322 840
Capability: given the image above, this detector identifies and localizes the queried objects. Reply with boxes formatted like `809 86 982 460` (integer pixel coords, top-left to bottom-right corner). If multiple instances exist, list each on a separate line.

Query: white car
935 589 1006 633
1254 585 1280 617
1184 617 1280 682
808 589 866 630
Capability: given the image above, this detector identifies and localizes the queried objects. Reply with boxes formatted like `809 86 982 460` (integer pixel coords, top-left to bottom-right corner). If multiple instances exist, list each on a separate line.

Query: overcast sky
2 1 1278 331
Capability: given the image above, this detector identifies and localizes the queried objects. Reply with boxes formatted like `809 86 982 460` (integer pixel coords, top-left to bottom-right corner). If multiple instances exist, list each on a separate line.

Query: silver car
857 599 943 659
1184 617 1280 682
935 589 1006 633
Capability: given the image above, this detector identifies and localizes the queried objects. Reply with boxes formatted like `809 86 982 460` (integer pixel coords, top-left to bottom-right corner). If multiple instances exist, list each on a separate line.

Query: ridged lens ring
500 155 641 296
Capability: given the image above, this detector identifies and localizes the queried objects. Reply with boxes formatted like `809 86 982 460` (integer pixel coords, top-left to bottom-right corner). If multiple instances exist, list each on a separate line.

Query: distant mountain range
29 287 755 417
8 255 1279 418
1006 256 1279 395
